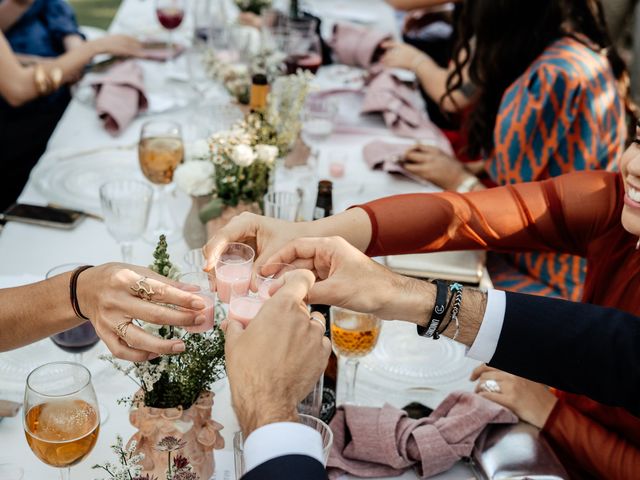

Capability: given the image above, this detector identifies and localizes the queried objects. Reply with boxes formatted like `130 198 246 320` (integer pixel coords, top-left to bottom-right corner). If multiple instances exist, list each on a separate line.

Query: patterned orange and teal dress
485 35 625 300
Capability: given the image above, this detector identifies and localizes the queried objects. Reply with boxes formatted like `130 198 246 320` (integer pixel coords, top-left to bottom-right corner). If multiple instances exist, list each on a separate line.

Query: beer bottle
249 73 269 114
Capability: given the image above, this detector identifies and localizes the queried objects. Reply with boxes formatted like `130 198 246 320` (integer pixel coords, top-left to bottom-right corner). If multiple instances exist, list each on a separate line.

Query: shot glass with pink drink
228 282 265 328
255 263 297 300
214 243 255 303
178 271 216 332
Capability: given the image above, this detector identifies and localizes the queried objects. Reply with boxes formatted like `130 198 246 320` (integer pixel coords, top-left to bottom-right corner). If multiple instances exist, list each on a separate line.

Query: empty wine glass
99 180 153 263
330 307 382 404
23 362 100 480
183 248 206 271
138 120 184 241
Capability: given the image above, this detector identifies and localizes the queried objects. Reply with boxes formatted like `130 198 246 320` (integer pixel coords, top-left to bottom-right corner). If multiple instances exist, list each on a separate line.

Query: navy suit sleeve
489 291 640 417
241 454 327 480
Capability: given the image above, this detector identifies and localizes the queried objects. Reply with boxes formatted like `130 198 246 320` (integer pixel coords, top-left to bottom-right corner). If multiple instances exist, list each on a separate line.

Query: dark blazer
490 291 640 417
242 454 327 479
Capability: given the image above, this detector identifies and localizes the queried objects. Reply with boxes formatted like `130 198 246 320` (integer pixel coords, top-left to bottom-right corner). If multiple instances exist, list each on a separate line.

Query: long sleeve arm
359 170 622 258
489 291 640 417
543 401 640 480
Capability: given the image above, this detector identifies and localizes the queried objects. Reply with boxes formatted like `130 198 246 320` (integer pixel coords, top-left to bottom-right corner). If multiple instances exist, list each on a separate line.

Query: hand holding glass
214 242 254 303
178 272 215 332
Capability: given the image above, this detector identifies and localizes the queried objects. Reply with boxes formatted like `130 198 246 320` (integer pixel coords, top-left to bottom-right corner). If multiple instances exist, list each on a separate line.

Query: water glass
178 272 216 332
214 243 255 303
299 414 333 465
99 180 153 263
331 307 382 404
263 191 300 221
302 96 338 145
298 376 323 418
183 248 206 271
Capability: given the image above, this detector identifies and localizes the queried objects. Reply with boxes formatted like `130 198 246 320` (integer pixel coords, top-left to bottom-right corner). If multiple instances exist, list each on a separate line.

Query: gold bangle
33 64 49 95
49 67 63 91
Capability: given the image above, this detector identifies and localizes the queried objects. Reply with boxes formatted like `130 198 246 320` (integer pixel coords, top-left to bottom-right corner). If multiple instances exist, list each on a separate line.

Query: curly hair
444 0 638 159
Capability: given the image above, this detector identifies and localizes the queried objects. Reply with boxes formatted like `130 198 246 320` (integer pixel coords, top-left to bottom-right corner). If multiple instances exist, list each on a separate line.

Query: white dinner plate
31 150 145 215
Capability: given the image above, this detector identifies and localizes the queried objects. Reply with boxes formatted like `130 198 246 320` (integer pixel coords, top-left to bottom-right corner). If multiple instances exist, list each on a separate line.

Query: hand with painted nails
0 263 211 362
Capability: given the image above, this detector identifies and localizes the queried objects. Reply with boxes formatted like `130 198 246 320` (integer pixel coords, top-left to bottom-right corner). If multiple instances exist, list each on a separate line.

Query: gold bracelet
49 67 63 91
33 64 50 95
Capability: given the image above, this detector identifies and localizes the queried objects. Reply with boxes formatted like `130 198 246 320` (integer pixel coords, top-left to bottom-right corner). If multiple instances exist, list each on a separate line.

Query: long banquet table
0 1 480 478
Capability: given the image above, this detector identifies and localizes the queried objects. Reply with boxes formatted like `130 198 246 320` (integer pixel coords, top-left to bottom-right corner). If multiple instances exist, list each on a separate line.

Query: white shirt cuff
243 422 324 473
466 289 505 363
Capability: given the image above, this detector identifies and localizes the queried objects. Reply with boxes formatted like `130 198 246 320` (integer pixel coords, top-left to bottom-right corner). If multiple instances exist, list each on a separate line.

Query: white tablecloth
0 1 479 478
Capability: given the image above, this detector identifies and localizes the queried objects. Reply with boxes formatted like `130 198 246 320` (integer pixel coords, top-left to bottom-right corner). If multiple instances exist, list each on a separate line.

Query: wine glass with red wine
46 264 100 361
282 31 322 75
155 0 186 62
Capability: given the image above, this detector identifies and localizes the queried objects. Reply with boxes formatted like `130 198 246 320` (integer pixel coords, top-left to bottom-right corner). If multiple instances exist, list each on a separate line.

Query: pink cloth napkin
327 391 518 479
91 60 148 136
363 140 429 184
361 69 454 146
330 22 391 69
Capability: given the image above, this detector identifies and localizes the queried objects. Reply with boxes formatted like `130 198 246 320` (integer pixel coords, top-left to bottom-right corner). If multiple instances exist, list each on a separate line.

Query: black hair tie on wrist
69 265 93 321
417 279 449 338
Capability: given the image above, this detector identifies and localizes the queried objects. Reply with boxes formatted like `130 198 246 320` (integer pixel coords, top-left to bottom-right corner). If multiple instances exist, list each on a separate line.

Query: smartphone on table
0 203 85 229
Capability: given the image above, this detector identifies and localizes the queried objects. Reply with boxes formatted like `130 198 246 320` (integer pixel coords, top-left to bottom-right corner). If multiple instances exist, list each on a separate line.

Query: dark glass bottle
311 180 336 423
289 0 300 19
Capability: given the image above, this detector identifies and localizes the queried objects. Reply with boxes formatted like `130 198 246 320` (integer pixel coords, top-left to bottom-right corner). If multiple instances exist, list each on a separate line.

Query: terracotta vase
183 195 211 249
128 391 225 480
205 201 262 239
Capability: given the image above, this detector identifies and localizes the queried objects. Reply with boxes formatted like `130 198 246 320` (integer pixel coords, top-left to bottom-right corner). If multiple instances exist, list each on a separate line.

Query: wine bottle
311 180 337 423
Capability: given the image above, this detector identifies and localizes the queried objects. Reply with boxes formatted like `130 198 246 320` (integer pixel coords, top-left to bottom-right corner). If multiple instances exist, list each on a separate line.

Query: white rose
174 160 215 196
231 144 256 167
190 139 211 160
255 144 278 164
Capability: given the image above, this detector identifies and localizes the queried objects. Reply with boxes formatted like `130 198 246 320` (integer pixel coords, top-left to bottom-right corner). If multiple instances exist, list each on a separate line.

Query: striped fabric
486 36 626 300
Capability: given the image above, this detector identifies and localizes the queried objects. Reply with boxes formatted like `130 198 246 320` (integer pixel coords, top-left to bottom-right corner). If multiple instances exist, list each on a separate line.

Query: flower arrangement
102 236 226 410
173 71 313 222
93 435 199 480
234 0 272 14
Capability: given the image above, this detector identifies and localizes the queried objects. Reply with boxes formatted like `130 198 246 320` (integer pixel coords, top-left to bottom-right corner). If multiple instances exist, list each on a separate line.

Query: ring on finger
130 276 155 301
310 311 326 329
115 319 133 342
480 379 501 393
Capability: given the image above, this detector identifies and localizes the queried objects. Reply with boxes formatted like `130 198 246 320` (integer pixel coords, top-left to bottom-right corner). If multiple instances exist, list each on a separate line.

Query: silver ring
310 311 326 329
480 379 501 393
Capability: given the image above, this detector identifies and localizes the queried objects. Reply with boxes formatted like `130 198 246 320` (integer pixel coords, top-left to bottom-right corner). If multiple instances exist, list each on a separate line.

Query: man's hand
266 236 431 323
225 269 331 437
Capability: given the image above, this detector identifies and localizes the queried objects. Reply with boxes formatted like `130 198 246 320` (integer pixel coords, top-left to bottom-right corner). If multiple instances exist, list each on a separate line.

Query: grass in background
69 0 121 30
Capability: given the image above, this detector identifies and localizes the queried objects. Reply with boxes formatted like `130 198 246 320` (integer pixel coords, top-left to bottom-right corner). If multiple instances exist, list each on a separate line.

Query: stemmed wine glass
100 180 153 263
46 264 100 361
155 0 185 64
23 362 100 480
138 120 184 241
330 307 382 404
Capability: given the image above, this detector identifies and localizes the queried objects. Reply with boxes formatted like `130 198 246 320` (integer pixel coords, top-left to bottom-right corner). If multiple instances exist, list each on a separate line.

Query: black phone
1 203 84 229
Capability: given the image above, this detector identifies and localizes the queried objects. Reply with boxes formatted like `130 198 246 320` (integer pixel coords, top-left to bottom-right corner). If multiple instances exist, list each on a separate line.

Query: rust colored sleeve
358 170 622 258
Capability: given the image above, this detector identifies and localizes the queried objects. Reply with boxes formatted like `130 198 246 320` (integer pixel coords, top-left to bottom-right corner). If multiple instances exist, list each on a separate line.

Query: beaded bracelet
69 265 93 320
434 283 463 340
417 280 449 338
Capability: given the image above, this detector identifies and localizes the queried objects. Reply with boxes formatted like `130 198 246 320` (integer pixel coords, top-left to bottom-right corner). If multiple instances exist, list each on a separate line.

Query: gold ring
130 276 155 301
115 320 132 341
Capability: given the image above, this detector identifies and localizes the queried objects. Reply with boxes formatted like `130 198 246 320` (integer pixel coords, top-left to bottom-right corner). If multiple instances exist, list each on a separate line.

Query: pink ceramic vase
128 391 225 479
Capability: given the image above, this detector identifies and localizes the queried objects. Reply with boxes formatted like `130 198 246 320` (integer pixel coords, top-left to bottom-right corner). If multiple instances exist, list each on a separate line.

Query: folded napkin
92 60 148 136
361 69 454 146
327 391 518 479
362 137 453 184
330 22 391 69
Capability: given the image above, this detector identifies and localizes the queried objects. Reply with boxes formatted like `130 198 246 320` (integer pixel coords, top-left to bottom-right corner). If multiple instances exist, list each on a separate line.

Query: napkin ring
130 276 155 301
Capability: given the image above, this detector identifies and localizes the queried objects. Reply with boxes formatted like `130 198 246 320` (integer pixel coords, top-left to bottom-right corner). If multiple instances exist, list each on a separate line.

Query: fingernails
191 300 206 310
172 342 185 353
195 314 207 325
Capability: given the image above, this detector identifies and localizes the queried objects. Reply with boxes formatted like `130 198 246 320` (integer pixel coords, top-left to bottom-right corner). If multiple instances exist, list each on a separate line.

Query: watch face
320 386 336 423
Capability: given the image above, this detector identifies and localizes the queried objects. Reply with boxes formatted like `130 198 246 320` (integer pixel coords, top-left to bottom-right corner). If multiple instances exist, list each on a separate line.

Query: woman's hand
380 40 427 71
203 212 310 272
77 263 210 362
404 144 470 190
471 365 558 429
89 34 144 57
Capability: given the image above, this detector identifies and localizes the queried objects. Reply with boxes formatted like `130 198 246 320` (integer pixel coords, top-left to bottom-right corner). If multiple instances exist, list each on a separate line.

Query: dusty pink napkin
92 60 148 136
361 69 453 146
327 391 518 479
330 22 391 69
363 140 429 184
